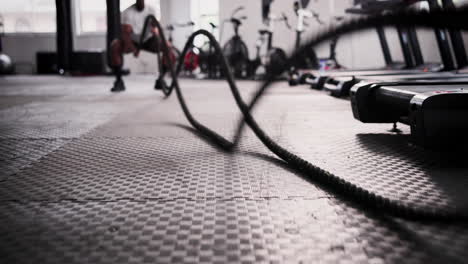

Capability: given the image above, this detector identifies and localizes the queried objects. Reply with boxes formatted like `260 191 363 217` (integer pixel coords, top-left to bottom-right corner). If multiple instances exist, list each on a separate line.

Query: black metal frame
442 0 468 68
106 0 122 70
406 27 424 66
427 0 455 70
376 26 394 66
396 26 415 68
56 0 74 74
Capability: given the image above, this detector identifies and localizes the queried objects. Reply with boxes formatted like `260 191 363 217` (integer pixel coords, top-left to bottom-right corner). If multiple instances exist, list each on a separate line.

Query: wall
3 33 112 74
2 34 55 74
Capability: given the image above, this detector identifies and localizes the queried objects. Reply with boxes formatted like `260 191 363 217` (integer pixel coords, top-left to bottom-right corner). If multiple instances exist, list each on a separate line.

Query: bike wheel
222 37 249 78
265 48 287 76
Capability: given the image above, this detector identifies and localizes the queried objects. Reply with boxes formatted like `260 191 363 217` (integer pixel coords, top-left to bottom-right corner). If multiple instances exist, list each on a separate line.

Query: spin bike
165 21 195 65
165 21 204 76
222 6 250 78
250 12 291 79
185 22 219 78
288 1 342 86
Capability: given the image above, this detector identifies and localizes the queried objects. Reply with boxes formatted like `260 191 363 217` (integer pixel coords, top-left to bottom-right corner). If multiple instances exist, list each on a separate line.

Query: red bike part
184 50 200 72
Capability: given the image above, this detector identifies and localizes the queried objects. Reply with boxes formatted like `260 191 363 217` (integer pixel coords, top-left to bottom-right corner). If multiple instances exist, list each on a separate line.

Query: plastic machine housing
350 82 468 149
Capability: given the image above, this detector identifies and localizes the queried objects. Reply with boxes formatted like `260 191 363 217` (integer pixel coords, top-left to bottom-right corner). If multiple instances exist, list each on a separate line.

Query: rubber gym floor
0 75 467 263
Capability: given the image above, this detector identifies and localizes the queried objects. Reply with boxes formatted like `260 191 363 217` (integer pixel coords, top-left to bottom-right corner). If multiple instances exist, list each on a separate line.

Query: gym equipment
313 14 344 71
322 0 465 97
442 0 468 69
194 22 220 78
221 6 250 78
251 1 292 79
250 12 291 78
351 81 468 149
120 5 468 220
55 0 73 74
291 1 390 87
37 50 107 75
164 21 195 73
262 0 274 22
323 69 468 98
303 1 432 89
263 13 290 76
320 68 454 97
0 15 14 75
106 0 126 92
71 51 107 75
426 0 455 71
303 0 455 93
36 52 58 74
288 0 323 85
293 0 321 70
0 54 13 75
375 25 406 69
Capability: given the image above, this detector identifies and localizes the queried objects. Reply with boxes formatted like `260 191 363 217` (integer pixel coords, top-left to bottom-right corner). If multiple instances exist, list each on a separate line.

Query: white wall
2 34 55 74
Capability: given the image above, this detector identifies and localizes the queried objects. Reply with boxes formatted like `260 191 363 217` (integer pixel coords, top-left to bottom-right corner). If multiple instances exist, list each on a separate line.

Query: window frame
1 1 57 35
75 0 108 36
75 0 160 36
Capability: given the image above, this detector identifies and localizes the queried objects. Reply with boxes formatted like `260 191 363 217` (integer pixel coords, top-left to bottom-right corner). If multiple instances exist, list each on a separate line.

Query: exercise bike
250 12 291 79
165 21 206 76
165 21 195 69
288 1 320 85
221 6 249 79
190 22 220 78
288 0 342 86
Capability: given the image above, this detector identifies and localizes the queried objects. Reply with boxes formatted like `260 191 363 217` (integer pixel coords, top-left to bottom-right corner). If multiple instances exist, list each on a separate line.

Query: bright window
453 0 468 7
77 0 161 34
0 0 56 33
191 0 219 46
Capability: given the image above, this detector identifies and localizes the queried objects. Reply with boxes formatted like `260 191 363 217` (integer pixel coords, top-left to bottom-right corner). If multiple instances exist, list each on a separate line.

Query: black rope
142 8 468 221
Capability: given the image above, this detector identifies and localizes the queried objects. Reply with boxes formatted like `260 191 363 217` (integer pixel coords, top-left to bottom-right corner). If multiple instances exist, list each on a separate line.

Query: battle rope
142 7 468 221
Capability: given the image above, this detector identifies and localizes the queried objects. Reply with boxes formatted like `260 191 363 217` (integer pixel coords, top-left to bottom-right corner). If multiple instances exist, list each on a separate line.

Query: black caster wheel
299 73 313 84
288 72 300 86
288 79 299 86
